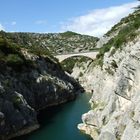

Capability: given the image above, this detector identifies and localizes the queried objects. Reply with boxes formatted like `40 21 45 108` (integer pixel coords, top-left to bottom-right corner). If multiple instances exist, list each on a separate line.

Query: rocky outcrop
78 37 140 140
78 35 140 140
75 10 140 140
0 42 83 139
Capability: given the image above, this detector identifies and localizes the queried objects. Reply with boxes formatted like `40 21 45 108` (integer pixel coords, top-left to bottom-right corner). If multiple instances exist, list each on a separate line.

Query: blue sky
0 0 139 36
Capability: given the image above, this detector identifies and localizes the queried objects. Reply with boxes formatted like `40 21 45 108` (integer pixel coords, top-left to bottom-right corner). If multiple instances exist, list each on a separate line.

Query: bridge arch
60 55 94 74
60 55 95 65
55 51 98 62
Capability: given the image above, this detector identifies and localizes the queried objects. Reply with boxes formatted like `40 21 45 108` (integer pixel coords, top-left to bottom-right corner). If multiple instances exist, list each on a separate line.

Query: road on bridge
55 51 99 62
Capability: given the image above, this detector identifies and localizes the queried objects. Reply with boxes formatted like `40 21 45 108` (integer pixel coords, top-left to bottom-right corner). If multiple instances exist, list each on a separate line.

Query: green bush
0 39 20 55
61 58 76 73
60 31 80 37
6 54 24 66
29 46 58 63
12 95 22 107
61 56 92 73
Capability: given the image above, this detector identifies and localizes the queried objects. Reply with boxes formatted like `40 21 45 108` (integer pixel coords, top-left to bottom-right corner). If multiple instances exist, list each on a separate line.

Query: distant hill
0 31 98 55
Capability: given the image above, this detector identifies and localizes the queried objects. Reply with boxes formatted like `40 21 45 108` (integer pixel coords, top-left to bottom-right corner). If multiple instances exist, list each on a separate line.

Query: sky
0 0 139 37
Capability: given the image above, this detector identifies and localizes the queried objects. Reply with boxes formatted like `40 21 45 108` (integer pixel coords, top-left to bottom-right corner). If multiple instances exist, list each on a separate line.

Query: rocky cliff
0 32 83 140
75 10 140 140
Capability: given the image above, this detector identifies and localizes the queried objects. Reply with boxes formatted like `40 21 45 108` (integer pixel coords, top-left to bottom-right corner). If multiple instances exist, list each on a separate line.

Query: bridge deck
55 51 99 62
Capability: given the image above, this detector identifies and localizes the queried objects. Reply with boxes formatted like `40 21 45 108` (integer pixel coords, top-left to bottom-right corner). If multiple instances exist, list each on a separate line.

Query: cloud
0 24 5 31
11 21 16 25
61 1 140 37
35 20 47 25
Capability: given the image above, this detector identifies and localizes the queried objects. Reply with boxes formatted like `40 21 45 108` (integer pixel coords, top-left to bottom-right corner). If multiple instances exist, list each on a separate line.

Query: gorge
0 8 140 140
13 93 92 140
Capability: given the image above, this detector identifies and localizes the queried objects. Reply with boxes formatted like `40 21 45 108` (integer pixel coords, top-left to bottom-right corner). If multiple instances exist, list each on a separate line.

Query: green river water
14 93 92 140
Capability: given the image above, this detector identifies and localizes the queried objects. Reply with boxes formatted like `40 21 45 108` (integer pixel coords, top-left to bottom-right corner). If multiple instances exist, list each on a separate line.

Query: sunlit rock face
77 10 140 140
78 36 140 140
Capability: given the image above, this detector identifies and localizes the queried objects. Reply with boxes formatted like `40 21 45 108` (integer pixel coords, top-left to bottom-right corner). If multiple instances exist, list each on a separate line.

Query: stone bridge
55 51 99 62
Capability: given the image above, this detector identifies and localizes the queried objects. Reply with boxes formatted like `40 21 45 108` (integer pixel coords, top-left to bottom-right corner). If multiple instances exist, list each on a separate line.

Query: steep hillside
70 9 140 85
0 32 83 140
1 31 98 54
61 56 93 74
73 10 140 140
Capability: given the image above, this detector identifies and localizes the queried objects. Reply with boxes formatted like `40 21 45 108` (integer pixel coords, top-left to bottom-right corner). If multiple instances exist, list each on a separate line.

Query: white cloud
35 20 47 25
0 24 5 31
61 1 140 37
11 21 16 25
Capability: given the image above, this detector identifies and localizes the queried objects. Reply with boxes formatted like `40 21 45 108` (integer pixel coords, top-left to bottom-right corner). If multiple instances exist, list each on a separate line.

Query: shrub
60 31 80 37
6 54 24 67
0 39 20 55
61 58 76 73
29 46 58 63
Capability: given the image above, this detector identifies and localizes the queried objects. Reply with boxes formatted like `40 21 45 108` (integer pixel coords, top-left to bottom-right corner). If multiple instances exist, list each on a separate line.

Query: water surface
14 93 92 140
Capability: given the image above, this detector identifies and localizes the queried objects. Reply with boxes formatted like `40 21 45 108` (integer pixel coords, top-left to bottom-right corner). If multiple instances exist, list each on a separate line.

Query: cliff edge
77 9 140 140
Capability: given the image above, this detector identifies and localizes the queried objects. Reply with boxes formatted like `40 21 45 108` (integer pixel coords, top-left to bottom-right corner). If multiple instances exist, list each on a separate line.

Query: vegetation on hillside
1 31 98 55
59 31 80 37
61 56 93 74
0 31 58 71
0 37 31 71
95 9 140 67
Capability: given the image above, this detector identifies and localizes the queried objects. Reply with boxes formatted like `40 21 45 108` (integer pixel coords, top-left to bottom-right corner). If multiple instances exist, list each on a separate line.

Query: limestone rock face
96 36 109 48
77 36 140 140
0 52 83 139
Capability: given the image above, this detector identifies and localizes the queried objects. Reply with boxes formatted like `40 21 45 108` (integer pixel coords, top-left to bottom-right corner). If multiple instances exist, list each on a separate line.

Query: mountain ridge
0 31 98 55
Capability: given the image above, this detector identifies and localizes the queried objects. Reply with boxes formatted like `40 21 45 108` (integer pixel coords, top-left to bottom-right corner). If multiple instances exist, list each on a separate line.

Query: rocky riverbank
72 10 140 140
78 36 140 140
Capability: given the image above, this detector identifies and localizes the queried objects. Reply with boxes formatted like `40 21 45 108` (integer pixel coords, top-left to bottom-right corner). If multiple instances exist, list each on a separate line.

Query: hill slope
1 31 98 54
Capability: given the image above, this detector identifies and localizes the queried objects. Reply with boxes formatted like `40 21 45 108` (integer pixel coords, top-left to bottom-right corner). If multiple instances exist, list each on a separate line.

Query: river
14 93 92 140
